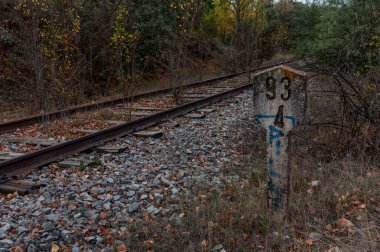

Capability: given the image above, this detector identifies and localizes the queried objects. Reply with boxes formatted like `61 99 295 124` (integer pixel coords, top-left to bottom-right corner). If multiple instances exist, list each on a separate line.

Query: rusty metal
0 84 251 178
0 60 299 132
0 60 302 184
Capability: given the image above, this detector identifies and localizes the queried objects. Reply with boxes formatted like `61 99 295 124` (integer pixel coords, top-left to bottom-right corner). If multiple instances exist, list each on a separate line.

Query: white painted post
252 65 307 227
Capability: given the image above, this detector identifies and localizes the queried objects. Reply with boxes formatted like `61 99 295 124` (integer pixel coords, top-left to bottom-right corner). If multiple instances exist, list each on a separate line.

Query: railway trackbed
0 60 301 192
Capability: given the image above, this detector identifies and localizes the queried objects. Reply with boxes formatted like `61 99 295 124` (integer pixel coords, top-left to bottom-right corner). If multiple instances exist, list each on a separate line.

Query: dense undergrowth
1 1 377 115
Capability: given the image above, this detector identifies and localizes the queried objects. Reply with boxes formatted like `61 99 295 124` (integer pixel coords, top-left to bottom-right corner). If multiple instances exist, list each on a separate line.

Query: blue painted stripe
257 114 297 128
257 114 276 119
276 140 281 156
284 115 297 127
269 158 281 178
269 125 284 144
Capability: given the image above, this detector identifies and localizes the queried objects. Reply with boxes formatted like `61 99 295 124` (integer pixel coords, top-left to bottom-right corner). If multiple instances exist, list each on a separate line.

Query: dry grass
119 152 269 251
113 69 380 251
97 108 118 121
288 155 380 251
115 136 379 251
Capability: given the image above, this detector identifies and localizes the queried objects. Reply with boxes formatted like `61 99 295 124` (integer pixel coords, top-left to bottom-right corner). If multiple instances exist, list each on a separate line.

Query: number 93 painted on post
252 65 307 227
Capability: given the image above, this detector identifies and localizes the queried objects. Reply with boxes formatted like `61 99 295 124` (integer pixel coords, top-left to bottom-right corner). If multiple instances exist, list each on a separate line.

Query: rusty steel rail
0 59 302 183
0 59 299 132
0 83 251 180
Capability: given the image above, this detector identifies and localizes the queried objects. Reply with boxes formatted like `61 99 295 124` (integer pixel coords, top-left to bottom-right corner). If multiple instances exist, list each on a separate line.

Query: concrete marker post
252 65 307 229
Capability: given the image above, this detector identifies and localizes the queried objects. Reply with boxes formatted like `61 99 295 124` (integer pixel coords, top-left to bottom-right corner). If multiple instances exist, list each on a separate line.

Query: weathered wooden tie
114 111 152 117
131 107 163 111
58 158 94 168
0 137 59 146
71 128 98 134
0 152 24 161
197 108 216 114
105 120 128 125
96 145 127 153
0 180 41 194
160 121 179 128
134 131 164 138
184 113 206 119
182 94 211 99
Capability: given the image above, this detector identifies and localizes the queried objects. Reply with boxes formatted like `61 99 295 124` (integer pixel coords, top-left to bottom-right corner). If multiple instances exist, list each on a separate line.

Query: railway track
0 60 301 191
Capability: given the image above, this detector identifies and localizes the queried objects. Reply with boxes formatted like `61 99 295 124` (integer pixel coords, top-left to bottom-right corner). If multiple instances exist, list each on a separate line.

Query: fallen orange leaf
117 244 127 252
201 239 209 247
336 218 354 228
305 239 313 246
51 244 59 252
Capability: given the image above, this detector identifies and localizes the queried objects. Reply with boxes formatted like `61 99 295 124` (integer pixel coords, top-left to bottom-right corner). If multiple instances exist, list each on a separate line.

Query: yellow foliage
211 0 268 37
14 0 82 78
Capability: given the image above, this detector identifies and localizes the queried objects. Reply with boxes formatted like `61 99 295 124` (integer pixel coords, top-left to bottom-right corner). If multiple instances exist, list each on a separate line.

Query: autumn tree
0 0 82 110
200 0 269 71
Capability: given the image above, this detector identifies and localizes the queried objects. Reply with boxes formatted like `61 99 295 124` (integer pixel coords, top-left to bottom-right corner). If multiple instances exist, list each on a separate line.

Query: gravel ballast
0 91 257 251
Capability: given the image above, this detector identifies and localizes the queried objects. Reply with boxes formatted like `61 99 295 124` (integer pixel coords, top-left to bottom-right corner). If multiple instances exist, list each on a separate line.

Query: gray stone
125 191 135 197
104 194 113 202
180 155 188 163
169 213 182 227
154 193 163 198
72 246 80 252
140 194 148 200
114 240 124 246
146 205 160 215
226 175 240 183
42 222 55 231
97 188 106 195
0 239 13 247
27 244 37 252
85 236 96 243
0 223 10 234
161 177 172 187
43 234 59 242
45 214 60 221
17 226 28 236
128 202 139 213
171 187 179 195
149 179 160 187
212 244 225 252
309 232 322 241
181 232 191 239
104 202 111 210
